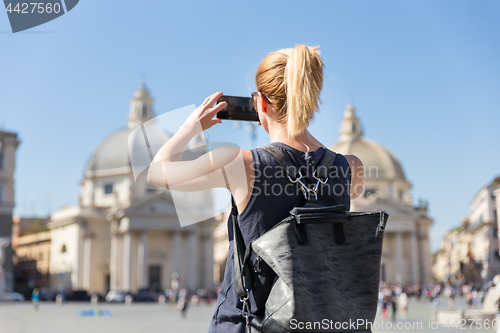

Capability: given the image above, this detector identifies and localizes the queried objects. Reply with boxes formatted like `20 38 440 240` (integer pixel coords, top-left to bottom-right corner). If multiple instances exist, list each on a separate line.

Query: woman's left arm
345 155 364 199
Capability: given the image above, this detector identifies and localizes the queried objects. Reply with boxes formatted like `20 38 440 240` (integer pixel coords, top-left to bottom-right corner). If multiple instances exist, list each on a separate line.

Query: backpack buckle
287 169 303 184
286 167 328 203
239 291 251 325
303 184 318 202
313 169 329 184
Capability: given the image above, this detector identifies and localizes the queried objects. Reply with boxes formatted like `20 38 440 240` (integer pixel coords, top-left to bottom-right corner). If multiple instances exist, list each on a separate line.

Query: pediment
355 197 425 217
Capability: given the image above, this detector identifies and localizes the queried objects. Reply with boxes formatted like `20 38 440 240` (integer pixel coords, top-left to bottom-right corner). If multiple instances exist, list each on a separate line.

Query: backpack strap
230 196 252 299
259 144 301 182
314 148 337 183
259 144 338 203
229 194 254 329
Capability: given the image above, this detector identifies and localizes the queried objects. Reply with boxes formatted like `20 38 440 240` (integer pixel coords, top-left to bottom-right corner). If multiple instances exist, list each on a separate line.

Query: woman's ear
259 92 267 113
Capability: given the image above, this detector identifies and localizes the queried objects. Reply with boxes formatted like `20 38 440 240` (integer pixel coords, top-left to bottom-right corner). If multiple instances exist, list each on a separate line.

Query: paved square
0 297 497 333
0 302 217 333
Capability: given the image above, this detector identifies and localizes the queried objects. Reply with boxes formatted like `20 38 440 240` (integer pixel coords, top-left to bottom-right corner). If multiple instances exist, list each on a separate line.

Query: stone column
173 231 181 275
76 229 85 289
188 231 196 291
110 221 118 290
395 232 403 283
83 234 92 291
0 238 11 301
204 227 215 289
410 230 418 284
138 229 148 288
122 231 132 292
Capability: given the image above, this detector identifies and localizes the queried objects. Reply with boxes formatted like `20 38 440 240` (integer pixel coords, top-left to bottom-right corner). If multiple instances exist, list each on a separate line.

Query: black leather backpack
231 144 389 332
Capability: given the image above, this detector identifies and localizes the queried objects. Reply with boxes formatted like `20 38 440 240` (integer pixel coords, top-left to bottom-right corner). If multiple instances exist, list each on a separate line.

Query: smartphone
216 95 259 122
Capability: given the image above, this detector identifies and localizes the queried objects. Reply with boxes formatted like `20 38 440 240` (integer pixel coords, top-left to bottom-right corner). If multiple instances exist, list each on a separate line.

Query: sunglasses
251 91 272 107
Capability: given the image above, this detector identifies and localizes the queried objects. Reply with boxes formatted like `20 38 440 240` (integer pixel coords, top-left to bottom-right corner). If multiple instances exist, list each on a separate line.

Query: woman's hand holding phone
183 91 227 133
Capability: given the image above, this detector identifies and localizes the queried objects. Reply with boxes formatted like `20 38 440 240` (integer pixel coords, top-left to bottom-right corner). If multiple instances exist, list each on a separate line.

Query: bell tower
128 80 154 129
339 100 363 142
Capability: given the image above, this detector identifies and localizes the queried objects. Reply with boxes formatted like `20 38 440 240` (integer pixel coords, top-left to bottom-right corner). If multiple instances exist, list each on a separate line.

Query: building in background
432 218 475 283
495 186 500 239
469 177 500 282
47 83 217 294
433 177 500 284
11 216 51 293
0 130 21 291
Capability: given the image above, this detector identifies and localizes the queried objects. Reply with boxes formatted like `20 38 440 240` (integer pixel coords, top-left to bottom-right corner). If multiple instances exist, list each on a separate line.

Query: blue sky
1 0 499 251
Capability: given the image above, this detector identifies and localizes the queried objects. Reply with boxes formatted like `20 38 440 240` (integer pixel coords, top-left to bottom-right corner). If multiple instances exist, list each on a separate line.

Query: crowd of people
24 286 221 318
378 280 489 322
25 280 493 321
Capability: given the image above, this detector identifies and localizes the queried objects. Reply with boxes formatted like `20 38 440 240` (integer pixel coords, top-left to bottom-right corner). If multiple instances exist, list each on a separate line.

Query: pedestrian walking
466 290 473 309
391 293 398 321
31 288 40 311
445 286 455 310
177 287 189 318
398 292 409 320
382 295 390 322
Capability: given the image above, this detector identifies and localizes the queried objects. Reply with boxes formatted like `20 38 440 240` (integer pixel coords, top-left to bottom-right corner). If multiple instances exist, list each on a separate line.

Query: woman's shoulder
343 154 363 168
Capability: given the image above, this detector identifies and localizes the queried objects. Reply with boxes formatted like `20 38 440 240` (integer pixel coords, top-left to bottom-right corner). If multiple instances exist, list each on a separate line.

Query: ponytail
284 45 324 137
256 44 324 138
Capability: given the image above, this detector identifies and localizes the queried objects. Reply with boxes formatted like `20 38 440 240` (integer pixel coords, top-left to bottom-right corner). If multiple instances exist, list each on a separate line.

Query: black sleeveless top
208 142 352 333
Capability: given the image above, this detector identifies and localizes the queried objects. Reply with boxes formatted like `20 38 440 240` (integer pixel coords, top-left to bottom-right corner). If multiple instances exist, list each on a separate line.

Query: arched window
61 244 67 253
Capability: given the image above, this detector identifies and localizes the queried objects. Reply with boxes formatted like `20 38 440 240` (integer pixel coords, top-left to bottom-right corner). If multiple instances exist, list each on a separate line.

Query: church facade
329 103 433 284
47 84 217 294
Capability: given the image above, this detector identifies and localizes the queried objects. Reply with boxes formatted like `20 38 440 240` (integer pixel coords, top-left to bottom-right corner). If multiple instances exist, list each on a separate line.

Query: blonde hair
256 44 324 138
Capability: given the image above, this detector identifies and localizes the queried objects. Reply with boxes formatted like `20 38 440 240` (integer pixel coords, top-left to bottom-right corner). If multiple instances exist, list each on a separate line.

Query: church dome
329 102 406 181
85 125 172 173
86 127 134 172
85 83 171 173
